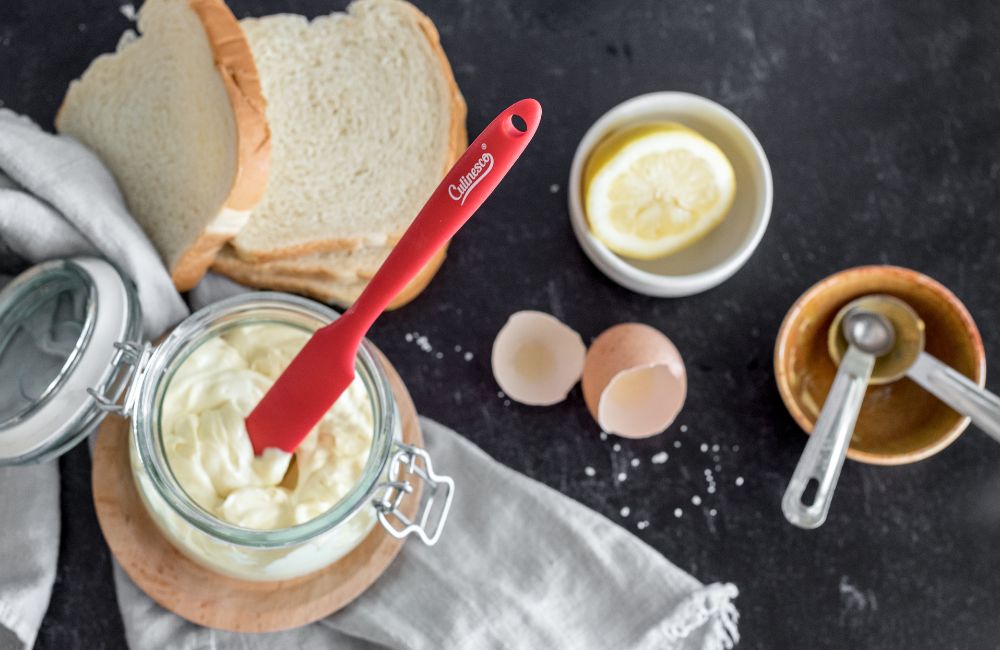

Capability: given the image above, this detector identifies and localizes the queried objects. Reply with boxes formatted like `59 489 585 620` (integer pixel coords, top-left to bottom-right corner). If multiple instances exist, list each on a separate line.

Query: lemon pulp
583 122 736 259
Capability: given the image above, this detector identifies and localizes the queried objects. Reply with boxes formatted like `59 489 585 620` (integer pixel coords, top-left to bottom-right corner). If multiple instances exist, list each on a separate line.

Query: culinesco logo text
448 150 494 205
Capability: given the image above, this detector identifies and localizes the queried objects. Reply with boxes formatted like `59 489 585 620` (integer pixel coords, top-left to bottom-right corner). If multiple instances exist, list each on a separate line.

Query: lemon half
583 122 736 259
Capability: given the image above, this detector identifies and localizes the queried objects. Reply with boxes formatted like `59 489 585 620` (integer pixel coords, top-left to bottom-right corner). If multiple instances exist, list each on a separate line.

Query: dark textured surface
2 0 1000 648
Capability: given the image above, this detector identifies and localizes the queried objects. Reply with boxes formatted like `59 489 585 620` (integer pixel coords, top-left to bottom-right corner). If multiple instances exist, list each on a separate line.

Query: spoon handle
907 352 1000 443
782 345 874 529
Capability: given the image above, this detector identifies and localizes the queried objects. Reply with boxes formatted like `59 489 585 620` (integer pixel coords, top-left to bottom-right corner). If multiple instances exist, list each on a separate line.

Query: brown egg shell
582 323 687 437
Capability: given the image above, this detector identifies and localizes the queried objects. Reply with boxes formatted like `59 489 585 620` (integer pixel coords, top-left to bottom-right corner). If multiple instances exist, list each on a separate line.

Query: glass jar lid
0 257 141 465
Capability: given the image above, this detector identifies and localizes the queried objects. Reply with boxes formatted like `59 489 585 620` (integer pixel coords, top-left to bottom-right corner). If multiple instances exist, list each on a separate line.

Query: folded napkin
0 110 739 649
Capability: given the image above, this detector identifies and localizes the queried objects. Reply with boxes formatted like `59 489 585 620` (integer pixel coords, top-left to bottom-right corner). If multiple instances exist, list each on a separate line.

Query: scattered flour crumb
709 508 718 517
584 466 596 477
119 3 136 21
600 432 608 441
617 472 627 482
733 444 740 452
549 184 560 193
711 444 720 453
416 336 432 352
735 476 744 487
680 424 688 433
464 352 474 362
673 440 682 448
620 506 630 517
691 495 702 506
715 464 722 472
630 458 640 468
637 520 650 530
497 391 505 398
405 333 414 342
707 485 717 494
454 344 462 352
674 508 683 518
435 352 443 360
78 23 87 31
699 443 709 453
651 452 668 464
612 443 622 452
503 399 511 407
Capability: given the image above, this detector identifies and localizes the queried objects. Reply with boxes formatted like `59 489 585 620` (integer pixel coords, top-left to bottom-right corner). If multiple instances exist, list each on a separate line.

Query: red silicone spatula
246 98 542 454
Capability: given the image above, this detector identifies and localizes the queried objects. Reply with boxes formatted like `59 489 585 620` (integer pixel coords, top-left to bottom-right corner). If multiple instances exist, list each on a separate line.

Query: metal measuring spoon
782 303 895 529
828 295 1000 443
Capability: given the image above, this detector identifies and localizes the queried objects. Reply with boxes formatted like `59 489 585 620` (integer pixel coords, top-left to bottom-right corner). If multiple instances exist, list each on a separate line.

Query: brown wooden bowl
774 265 986 465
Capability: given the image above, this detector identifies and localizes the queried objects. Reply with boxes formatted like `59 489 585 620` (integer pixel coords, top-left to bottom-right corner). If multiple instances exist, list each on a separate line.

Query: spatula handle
337 98 543 346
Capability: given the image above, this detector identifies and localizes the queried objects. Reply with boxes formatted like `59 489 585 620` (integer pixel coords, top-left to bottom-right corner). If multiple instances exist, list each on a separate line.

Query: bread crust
230 0 467 262
212 244 389 281
217 246 447 310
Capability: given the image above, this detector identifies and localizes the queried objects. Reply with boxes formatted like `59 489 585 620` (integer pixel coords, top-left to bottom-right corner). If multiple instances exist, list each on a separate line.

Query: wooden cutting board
91 348 421 632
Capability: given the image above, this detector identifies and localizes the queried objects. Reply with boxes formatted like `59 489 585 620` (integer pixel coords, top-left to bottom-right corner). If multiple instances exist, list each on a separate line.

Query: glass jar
0 257 453 582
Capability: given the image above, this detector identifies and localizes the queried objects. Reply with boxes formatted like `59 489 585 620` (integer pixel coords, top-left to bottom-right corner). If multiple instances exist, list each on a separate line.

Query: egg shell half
582 323 687 438
491 311 587 406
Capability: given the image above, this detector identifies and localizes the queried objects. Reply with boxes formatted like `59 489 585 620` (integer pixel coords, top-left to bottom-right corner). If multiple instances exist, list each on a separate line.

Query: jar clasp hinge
374 443 455 546
87 341 152 417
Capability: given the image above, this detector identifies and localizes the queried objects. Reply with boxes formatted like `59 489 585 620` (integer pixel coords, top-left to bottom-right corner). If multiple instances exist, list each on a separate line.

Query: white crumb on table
464 352 474 361
584 466 596 477
651 452 668 464
620 506 630 517
735 476 744 486
600 431 608 441
711 444 720 453
617 472 627 482
691 495 702 506
549 184 560 193
630 458 640 468
680 424 688 433
612 443 621 452
699 443 709 453
435 352 443 359
119 3 136 20
636 520 650 530
709 508 718 517
673 440 682 448
673 508 683 518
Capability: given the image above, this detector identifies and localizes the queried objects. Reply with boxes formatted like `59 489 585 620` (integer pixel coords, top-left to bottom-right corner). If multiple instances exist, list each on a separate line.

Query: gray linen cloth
0 110 740 649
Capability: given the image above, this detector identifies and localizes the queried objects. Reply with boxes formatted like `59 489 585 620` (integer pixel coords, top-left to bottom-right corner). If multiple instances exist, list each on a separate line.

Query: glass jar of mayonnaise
0 257 453 582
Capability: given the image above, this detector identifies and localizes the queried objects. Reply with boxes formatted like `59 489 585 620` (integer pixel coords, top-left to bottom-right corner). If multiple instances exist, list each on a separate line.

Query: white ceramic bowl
568 92 773 297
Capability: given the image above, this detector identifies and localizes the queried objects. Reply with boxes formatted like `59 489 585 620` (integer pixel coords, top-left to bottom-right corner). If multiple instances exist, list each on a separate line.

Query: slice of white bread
221 248 447 309
213 243 391 281
229 0 466 261
56 0 270 291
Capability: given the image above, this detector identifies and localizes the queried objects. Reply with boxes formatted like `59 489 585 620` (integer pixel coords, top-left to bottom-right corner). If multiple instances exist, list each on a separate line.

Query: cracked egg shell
491 311 586 406
582 323 686 438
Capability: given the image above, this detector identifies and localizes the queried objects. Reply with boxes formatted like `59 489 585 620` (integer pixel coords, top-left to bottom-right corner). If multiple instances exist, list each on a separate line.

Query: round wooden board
91 349 422 633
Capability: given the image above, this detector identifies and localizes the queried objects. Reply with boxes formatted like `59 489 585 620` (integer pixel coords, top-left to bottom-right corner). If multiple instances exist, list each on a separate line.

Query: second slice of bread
220 248 447 310
229 0 466 261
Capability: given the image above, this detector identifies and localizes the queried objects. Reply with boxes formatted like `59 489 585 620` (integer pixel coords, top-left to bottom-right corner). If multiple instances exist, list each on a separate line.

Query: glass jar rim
131 292 396 548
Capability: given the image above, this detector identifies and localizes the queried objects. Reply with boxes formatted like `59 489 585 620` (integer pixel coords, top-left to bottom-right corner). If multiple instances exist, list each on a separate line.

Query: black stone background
2 0 1000 648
